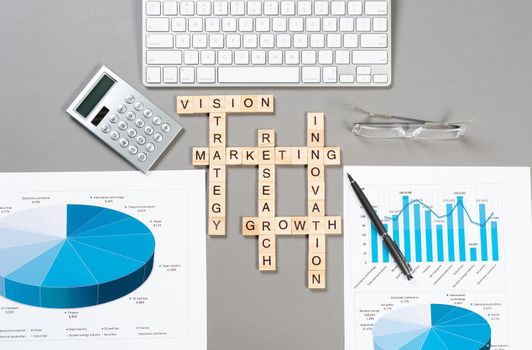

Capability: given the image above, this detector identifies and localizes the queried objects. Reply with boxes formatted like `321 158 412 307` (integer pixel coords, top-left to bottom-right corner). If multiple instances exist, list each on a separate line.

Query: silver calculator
67 65 183 173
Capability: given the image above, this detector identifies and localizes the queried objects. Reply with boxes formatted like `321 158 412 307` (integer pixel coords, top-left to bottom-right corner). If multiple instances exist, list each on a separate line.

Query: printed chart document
344 166 531 350
0 171 206 350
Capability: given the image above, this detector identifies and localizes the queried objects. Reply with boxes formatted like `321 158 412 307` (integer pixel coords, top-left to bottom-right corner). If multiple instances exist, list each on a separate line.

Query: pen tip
346 173 354 182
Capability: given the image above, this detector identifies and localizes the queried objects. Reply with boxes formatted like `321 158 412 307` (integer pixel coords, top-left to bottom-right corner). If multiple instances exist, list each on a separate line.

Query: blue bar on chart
436 225 444 262
392 216 400 246
479 204 488 261
491 221 499 261
414 204 422 262
425 211 433 262
446 204 455 262
457 197 466 262
470 247 478 261
382 224 390 263
402 196 411 262
371 223 378 263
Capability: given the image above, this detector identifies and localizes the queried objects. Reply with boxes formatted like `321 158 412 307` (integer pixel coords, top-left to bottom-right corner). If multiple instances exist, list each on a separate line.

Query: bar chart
366 187 501 265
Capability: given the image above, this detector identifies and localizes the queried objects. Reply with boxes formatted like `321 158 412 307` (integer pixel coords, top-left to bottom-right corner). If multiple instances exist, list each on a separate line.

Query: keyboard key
323 67 338 83
340 74 354 83
210 34 224 48
251 50 266 64
281 1 295 15
276 34 291 48
146 67 161 83
179 1 194 15
146 1 161 15
339 18 354 31
234 50 249 64
285 51 299 64
327 34 341 48
146 18 169 32
361 34 388 48
306 18 320 32
301 51 316 64
357 75 371 83
206 18 220 31
373 18 388 31
213 1 228 15
175 34 190 48
227 34 241 48
243 34 258 48
302 67 320 83
318 51 333 64
239 18 253 32
188 18 203 32
146 34 173 48
218 67 299 83
310 34 325 48
294 34 308 48
272 18 287 32
315 2 329 15
197 67 215 82
356 66 371 75
218 50 232 64
230 1 245 15
344 34 358 48
163 67 178 83
268 51 283 64
247 2 262 15
179 67 195 82
335 50 350 64
353 51 388 64
373 74 389 83
201 50 216 64
331 1 346 15
365 1 388 15
259 34 274 48
256 18 270 32
289 18 304 32
323 18 337 32
163 1 177 15
184 50 199 64
196 1 211 15
222 18 237 31
171 18 186 31
146 50 182 64
356 18 371 31
297 1 312 15
264 1 279 15
193 34 207 48
347 1 362 15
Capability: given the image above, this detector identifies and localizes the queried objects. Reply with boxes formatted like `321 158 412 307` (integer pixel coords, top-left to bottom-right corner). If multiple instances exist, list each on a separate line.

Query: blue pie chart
0 204 155 308
373 304 491 350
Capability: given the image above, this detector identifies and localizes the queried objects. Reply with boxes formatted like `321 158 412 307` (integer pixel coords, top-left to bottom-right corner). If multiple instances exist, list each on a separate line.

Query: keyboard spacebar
218 67 300 83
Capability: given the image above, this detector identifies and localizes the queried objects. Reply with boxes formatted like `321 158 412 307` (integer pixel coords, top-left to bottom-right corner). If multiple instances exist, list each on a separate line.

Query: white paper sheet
344 166 531 350
0 170 206 350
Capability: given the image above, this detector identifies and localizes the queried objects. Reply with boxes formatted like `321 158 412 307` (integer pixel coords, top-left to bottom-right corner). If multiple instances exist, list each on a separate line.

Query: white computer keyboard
142 0 391 87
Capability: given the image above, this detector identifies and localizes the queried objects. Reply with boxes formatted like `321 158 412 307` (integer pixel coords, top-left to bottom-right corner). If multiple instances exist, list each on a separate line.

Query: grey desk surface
1 1 531 349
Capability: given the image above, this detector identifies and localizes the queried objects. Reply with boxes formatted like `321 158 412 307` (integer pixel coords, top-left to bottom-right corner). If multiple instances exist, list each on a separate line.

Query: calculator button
152 116 162 125
153 133 163 143
119 138 129 147
161 123 171 133
135 119 145 128
118 121 128 130
143 109 153 118
126 112 136 120
144 126 154 135
109 114 119 123
101 124 111 133
117 104 127 114
136 135 147 145
146 142 155 152
127 128 137 137
125 95 135 104
134 102 144 111
128 145 138 155
110 131 120 140
137 152 147 162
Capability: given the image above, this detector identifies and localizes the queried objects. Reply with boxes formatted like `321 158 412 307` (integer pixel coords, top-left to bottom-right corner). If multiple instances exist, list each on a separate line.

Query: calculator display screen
75 74 115 118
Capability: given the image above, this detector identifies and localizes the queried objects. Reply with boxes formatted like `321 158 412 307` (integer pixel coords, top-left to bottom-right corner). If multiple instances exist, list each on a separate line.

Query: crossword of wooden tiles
178 95 342 289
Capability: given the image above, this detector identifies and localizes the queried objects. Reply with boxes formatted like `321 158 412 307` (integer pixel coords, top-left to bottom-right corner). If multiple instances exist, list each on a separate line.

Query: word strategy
178 95 342 289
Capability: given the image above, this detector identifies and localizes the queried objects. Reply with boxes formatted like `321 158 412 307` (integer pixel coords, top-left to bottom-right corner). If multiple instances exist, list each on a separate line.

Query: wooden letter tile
209 132 226 147
258 182 275 199
308 147 324 164
192 147 210 166
209 196 225 217
225 147 242 165
209 147 226 164
258 199 275 217
308 252 326 271
209 112 226 133
308 164 325 180
258 166 275 182
241 147 259 165
307 112 324 129
324 216 342 235
308 234 326 253
259 218 275 234
242 217 259 236
275 147 292 165
275 217 292 235
225 95 242 113
259 233 276 253
308 270 326 289
208 217 225 236
324 147 341 165
308 217 325 235
307 129 324 147
308 199 325 217
176 96 195 114
259 253 276 271
256 95 275 113
209 166 226 183
291 147 308 165
259 147 275 164
209 96 226 112
308 181 325 200
258 129 275 147
240 96 259 113
291 216 309 235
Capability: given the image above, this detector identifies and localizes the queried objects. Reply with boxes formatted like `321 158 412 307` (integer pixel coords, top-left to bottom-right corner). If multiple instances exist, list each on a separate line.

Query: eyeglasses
347 105 473 141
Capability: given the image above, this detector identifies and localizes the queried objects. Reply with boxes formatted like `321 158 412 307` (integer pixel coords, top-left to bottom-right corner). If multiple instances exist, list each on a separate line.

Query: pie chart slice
373 304 491 350
0 204 155 308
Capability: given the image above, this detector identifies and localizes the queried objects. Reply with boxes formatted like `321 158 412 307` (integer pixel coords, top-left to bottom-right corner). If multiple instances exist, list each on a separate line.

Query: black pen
347 173 414 280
